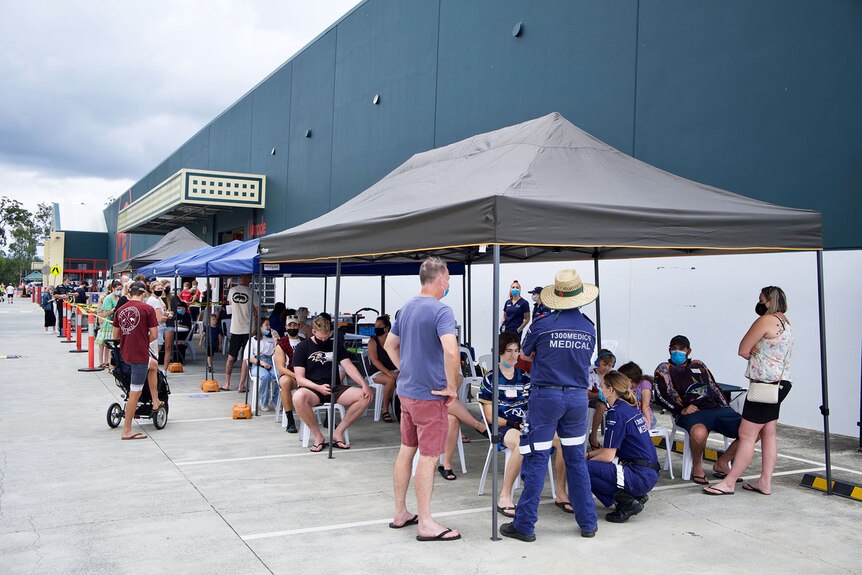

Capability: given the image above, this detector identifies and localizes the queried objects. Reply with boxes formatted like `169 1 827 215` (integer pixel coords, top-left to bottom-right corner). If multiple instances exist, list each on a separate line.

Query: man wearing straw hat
500 269 599 542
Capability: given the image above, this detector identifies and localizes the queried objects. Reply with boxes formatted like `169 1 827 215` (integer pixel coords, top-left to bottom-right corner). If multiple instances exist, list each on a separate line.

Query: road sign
50 265 62 277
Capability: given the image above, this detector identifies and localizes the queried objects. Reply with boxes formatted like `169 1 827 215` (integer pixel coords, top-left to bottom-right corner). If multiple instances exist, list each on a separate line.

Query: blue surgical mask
442 287 449 298
670 350 688 365
261 329 271 336
511 288 520 297
177 309 184 315
500 359 513 369
597 388 608 404
114 290 122 296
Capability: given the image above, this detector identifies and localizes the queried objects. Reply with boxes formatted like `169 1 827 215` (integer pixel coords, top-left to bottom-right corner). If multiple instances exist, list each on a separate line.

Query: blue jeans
253 356 277 406
513 386 597 535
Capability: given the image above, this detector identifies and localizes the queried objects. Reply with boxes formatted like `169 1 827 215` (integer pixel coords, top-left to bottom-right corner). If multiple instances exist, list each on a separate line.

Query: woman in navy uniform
586 371 660 523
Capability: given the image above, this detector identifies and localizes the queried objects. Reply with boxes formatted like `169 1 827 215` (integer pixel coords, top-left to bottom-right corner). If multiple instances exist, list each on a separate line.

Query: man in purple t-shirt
384 256 461 542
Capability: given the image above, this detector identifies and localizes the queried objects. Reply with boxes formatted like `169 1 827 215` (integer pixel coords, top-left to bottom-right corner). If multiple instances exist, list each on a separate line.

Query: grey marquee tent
259 113 830 536
113 226 210 273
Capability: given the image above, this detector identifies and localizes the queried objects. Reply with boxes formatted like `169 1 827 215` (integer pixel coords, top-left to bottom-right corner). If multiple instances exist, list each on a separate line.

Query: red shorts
399 396 448 457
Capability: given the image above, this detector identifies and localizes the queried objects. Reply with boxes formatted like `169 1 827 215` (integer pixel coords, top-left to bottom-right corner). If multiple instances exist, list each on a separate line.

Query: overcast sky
0 0 359 214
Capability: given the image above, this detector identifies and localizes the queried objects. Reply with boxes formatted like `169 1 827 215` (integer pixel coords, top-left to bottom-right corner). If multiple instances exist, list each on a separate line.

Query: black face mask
286 328 300 338
163 287 171 294
153 290 163 296
374 327 385 337
755 302 768 316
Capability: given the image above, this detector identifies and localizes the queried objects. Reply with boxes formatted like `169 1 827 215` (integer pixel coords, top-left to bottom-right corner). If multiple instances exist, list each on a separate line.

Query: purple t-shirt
391 295 457 401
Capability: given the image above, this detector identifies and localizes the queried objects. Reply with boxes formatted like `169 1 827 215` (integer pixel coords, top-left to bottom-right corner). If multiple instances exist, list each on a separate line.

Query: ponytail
605 371 637 407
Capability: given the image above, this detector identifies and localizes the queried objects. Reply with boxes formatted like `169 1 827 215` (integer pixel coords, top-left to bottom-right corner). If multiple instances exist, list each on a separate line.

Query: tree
0 196 45 284
0 197 31 250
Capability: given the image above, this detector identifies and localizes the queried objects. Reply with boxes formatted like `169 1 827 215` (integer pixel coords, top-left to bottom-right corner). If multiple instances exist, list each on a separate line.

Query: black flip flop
416 528 461 542
703 485 734 496
742 483 771 495
309 442 328 453
713 471 743 483
497 505 516 518
554 501 574 514
437 465 456 481
332 440 351 450
389 514 419 529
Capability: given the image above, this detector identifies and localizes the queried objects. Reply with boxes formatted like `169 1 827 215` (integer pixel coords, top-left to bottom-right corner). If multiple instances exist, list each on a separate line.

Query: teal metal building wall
104 0 862 266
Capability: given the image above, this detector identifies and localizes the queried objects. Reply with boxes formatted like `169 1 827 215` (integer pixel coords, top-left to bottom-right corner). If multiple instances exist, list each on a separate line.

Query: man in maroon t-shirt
113 282 159 440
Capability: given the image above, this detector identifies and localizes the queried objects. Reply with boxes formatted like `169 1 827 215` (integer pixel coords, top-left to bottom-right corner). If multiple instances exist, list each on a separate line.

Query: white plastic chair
459 346 483 404
477 404 556 498
177 323 197 362
299 404 349 448
359 350 385 421
649 425 674 479
220 319 231 354
670 420 731 481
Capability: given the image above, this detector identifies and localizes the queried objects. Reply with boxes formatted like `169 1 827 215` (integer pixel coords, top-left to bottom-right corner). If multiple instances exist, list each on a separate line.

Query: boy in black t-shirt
292 315 371 452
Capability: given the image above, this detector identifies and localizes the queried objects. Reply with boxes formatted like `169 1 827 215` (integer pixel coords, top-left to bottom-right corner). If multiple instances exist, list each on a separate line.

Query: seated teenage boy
292 314 372 452
653 335 740 484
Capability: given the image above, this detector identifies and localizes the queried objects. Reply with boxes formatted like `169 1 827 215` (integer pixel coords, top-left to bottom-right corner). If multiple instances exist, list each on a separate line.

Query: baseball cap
128 281 148 295
528 286 543 295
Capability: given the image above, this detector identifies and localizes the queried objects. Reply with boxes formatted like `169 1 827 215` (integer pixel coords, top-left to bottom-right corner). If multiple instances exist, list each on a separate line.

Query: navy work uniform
512 308 598 536
587 400 660 507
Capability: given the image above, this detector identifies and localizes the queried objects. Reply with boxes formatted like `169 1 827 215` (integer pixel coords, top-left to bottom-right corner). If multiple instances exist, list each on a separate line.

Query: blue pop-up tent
173 241 248 277
138 243 215 277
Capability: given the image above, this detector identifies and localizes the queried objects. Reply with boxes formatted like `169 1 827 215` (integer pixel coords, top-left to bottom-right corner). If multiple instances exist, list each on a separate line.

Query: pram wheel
152 403 168 429
107 403 123 428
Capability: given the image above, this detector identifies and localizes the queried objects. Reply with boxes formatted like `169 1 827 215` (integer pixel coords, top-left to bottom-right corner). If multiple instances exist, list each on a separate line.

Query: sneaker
499 522 535 542
581 528 598 538
260 405 271 412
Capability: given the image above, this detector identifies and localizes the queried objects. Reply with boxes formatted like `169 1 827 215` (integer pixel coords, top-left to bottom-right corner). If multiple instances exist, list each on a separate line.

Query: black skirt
742 380 792 424
44 308 56 327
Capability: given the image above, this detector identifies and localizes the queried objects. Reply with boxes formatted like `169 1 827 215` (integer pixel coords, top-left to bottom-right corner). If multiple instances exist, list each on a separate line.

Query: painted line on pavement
176 444 401 466
169 416 235 423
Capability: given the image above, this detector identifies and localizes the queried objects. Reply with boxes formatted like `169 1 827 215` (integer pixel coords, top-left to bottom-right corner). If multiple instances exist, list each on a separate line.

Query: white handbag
746 381 780 404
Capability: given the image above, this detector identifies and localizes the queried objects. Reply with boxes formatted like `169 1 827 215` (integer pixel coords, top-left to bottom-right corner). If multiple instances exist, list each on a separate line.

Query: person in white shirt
223 275 259 391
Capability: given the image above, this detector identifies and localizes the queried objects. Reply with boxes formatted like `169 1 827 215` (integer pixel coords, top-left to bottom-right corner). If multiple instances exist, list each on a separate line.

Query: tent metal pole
328 259 343 460
205 275 211 381
462 270 467 344
592 249 602 348
467 262 473 346
381 275 386 315
490 245 500 541
816 250 832 494
323 277 328 314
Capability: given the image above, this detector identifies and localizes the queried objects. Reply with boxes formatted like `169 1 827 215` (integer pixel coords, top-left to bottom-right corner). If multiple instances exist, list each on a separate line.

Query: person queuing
500 280 530 337
41 287 56 333
249 319 279 411
704 286 794 496
275 314 303 434
500 269 599 542
95 280 122 368
113 281 160 440
585 371 660 523
385 256 462 542
367 314 398 422
223 275 259 392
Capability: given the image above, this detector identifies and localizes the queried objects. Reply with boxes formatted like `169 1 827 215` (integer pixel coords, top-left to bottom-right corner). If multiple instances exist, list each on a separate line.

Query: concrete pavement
1 296 860 574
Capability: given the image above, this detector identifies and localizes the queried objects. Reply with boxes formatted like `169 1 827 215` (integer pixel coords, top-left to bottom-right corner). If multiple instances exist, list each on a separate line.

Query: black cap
128 281 148 295
528 285 543 294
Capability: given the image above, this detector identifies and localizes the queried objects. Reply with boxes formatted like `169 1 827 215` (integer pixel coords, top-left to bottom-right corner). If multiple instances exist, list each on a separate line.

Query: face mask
755 302 768 316
374 327 385 337
114 290 122 296
287 328 300 338
164 287 171 294
442 287 449 298
177 309 184 315
500 359 513 369
597 388 608 404
261 329 270 336
670 350 688 365
531 294 538 303
511 288 520 297
153 290 163 296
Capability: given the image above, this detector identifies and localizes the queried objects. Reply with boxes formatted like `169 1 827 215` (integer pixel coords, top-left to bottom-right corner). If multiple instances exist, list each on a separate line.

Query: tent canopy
260 113 821 264
114 227 209 272
138 243 219 277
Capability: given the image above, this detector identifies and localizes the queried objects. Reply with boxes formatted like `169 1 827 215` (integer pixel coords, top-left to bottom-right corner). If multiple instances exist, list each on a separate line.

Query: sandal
309 442 328 453
437 465 456 481
382 412 393 423
554 501 574 514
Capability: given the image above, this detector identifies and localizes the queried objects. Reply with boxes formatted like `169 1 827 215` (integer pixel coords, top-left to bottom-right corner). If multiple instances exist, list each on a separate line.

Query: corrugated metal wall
105 0 862 265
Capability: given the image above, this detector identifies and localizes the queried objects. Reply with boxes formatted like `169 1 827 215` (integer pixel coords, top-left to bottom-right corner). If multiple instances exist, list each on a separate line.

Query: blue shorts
129 363 148 392
676 406 741 438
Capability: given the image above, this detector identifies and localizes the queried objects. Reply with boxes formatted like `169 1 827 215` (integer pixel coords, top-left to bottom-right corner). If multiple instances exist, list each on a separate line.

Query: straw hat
539 269 598 310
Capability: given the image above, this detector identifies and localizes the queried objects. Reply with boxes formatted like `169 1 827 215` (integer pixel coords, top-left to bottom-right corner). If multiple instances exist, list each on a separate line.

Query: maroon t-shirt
115 300 158 364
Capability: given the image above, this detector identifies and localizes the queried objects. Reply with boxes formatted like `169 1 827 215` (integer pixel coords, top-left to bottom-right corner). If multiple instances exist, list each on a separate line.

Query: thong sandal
703 485 735 496
382 412 393 423
416 528 461 542
121 432 147 440
389 514 419 529
692 474 709 485
332 440 351 450
309 442 328 453
497 505 517 518
437 465 456 481
742 483 771 495
554 501 574 514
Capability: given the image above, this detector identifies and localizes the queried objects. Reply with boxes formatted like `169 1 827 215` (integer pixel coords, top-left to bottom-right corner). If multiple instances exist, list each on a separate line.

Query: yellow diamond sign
50 265 62 277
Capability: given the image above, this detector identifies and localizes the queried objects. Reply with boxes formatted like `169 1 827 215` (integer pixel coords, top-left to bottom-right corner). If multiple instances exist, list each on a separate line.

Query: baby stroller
104 340 171 430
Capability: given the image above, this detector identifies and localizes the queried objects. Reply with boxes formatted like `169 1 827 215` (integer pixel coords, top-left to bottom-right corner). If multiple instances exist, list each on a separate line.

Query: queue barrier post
62 301 74 343
69 305 86 353
78 311 104 372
